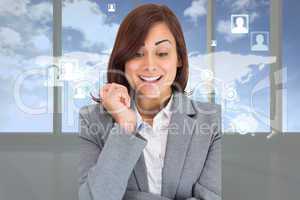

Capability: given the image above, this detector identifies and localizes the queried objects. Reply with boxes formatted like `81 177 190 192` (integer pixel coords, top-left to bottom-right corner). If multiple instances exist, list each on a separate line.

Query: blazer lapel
130 94 149 192
133 150 149 192
161 91 197 199
130 91 197 196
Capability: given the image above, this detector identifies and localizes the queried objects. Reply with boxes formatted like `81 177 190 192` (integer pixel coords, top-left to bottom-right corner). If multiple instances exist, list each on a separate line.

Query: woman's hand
100 83 137 133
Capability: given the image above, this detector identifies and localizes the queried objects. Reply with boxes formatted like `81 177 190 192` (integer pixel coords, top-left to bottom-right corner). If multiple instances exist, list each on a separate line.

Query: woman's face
125 22 181 98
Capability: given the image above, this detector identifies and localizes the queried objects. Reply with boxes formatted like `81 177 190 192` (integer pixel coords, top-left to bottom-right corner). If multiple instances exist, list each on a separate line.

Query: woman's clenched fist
100 83 137 133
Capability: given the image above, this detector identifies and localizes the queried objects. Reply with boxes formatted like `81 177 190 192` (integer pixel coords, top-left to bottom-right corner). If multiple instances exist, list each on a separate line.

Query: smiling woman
79 3 221 200
105 3 189 96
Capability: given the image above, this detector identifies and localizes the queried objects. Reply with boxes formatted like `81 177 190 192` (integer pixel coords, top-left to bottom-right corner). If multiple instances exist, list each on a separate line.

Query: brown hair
93 3 189 102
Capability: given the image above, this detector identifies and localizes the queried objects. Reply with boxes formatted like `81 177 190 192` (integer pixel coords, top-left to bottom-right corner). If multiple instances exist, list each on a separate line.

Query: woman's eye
135 52 144 58
157 52 168 57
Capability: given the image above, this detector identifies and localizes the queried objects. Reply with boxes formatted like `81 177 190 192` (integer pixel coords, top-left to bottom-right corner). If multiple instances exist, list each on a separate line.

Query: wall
0 135 299 200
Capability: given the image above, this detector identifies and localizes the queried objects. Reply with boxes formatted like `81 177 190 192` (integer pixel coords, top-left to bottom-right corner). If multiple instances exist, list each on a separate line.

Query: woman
79 4 221 200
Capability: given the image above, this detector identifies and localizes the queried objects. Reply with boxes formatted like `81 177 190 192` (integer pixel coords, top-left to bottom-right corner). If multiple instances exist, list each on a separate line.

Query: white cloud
230 113 259 134
0 27 22 52
28 2 52 23
62 51 110 83
33 56 53 67
0 1 54 56
231 0 253 11
212 51 275 83
184 0 207 24
224 0 268 12
187 51 276 91
30 34 51 52
0 1 54 117
62 0 119 50
0 54 24 80
0 0 29 16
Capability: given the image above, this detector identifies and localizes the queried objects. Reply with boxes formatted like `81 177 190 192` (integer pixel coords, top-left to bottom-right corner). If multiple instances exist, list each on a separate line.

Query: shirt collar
133 93 174 130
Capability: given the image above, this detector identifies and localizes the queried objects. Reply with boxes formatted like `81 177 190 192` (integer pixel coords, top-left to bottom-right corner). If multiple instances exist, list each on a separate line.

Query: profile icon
251 32 269 51
44 66 56 87
73 81 93 99
231 14 249 34
107 3 116 12
74 86 86 99
59 59 79 81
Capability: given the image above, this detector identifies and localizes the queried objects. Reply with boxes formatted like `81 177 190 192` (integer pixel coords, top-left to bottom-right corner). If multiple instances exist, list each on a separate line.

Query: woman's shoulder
188 98 222 137
187 97 222 125
190 99 221 115
177 91 221 116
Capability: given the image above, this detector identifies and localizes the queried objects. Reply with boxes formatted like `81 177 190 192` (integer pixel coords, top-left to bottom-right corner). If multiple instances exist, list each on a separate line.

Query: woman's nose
144 54 157 72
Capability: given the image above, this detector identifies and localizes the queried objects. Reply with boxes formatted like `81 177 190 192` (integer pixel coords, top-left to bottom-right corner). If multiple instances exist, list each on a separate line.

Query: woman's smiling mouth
138 75 163 83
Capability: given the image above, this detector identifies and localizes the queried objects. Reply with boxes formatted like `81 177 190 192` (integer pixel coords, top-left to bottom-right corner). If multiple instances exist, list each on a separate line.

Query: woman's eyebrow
155 39 171 45
141 39 172 47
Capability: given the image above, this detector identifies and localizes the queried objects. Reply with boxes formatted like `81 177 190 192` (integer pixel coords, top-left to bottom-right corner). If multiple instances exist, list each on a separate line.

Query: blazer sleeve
78 106 147 200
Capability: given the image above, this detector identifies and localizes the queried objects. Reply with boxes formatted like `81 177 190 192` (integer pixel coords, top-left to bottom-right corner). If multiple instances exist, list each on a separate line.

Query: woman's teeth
139 75 162 82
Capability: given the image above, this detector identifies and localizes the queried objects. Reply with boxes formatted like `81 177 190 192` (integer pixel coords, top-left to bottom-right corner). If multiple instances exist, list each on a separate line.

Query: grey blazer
78 91 222 200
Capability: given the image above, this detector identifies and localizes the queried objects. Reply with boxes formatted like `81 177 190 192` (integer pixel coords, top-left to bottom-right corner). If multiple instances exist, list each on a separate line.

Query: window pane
283 1 300 132
61 0 207 133
182 0 207 101
61 0 121 133
0 0 53 133
214 0 271 134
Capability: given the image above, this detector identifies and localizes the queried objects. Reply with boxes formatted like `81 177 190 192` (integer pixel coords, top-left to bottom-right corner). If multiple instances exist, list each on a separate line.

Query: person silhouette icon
231 16 248 34
74 86 87 99
251 34 269 51
61 62 74 81
107 3 116 12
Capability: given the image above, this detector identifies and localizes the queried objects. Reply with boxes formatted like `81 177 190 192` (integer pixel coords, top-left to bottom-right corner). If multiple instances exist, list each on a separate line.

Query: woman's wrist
113 109 136 132
118 121 136 133
114 115 137 134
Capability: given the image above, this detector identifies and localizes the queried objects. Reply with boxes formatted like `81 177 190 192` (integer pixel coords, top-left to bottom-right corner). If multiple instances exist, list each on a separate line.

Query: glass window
283 1 300 133
2 1 296 134
0 0 53 133
61 0 207 133
214 0 271 134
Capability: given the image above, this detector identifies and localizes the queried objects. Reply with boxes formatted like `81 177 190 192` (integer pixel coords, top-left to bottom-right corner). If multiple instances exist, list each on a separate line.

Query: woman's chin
136 87 162 99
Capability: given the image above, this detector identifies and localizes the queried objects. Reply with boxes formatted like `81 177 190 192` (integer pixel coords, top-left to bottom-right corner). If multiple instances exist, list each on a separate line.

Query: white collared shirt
133 94 173 195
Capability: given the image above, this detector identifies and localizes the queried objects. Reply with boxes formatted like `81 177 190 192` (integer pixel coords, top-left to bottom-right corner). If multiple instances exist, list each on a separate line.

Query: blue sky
0 0 299 133
283 0 300 132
